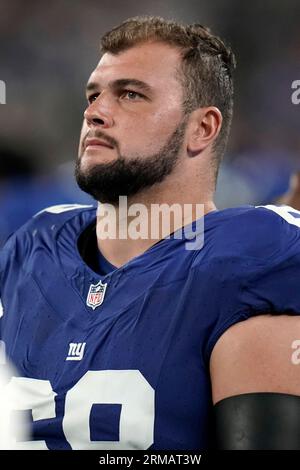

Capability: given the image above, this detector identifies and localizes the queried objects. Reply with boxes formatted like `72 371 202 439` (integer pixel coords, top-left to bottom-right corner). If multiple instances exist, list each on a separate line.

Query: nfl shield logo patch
86 280 107 310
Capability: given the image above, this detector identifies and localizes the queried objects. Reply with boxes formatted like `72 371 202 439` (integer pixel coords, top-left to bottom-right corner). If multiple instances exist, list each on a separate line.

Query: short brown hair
101 16 236 172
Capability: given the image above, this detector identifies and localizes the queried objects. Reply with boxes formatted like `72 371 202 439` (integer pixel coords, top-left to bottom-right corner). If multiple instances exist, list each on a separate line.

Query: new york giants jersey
1 203 300 450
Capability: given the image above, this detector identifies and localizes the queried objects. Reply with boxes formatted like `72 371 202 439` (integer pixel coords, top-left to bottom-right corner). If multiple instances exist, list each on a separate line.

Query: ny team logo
66 342 86 361
86 280 107 310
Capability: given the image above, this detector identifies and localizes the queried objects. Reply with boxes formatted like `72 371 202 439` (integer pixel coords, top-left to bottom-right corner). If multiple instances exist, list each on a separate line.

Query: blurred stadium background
0 0 300 246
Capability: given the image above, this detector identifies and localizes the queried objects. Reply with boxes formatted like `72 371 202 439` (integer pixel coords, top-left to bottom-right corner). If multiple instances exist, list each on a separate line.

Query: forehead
88 42 183 91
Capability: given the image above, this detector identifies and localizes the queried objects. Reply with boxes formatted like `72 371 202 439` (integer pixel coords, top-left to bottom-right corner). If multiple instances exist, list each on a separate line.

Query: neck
96 182 216 267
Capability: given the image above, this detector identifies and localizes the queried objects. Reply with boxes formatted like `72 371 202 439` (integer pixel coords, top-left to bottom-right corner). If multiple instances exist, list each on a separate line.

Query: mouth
84 138 114 150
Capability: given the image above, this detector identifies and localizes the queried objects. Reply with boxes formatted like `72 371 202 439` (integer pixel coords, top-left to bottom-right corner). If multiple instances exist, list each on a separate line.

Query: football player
1 16 300 450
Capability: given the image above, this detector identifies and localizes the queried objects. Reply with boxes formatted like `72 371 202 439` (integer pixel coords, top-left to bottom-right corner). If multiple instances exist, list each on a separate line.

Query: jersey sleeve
0 233 18 342
202 205 300 364
0 204 95 335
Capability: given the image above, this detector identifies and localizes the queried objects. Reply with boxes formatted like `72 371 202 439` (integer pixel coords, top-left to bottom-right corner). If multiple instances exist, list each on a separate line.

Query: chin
80 153 115 170
81 149 116 167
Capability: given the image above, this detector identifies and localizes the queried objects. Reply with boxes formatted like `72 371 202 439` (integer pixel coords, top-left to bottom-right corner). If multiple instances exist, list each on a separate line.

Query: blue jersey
1 203 300 450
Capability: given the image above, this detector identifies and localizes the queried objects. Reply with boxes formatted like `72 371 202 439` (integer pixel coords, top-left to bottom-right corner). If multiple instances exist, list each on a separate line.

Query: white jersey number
7 370 155 450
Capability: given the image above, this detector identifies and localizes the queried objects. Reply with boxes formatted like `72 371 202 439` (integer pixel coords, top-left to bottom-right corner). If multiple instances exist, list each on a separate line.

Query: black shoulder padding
214 392 300 450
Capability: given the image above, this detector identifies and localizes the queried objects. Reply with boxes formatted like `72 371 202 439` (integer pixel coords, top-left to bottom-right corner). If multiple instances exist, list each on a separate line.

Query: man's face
76 41 188 203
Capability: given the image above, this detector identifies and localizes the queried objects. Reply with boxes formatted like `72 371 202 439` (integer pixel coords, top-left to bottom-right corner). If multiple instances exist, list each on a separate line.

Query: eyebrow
85 78 153 95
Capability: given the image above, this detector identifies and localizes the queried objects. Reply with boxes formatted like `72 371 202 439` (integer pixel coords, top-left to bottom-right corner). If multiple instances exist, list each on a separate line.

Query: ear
186 107 223 158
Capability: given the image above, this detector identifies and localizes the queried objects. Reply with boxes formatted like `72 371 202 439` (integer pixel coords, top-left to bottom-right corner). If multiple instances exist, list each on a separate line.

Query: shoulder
29 203 96 227
194 205 300 267
218 204 300 259
191 205 300 365
0 203 96 266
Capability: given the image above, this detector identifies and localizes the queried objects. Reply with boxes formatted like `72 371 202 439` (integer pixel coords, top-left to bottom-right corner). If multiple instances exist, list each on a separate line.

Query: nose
84 94 114 129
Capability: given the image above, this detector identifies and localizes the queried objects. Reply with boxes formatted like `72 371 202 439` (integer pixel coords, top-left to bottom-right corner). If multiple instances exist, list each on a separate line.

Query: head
76 16 236 204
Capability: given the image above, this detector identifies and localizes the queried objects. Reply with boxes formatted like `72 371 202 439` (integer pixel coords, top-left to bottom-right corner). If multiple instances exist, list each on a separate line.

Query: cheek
144 101 182 134
124 109 181 150
155 100 183 128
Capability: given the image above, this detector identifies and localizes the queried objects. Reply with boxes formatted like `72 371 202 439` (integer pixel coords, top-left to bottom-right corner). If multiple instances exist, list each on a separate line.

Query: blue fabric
1 203 300 449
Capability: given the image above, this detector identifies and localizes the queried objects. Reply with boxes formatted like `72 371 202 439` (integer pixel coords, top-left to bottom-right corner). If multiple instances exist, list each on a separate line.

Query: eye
121 90 144 101
87 93 99 104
